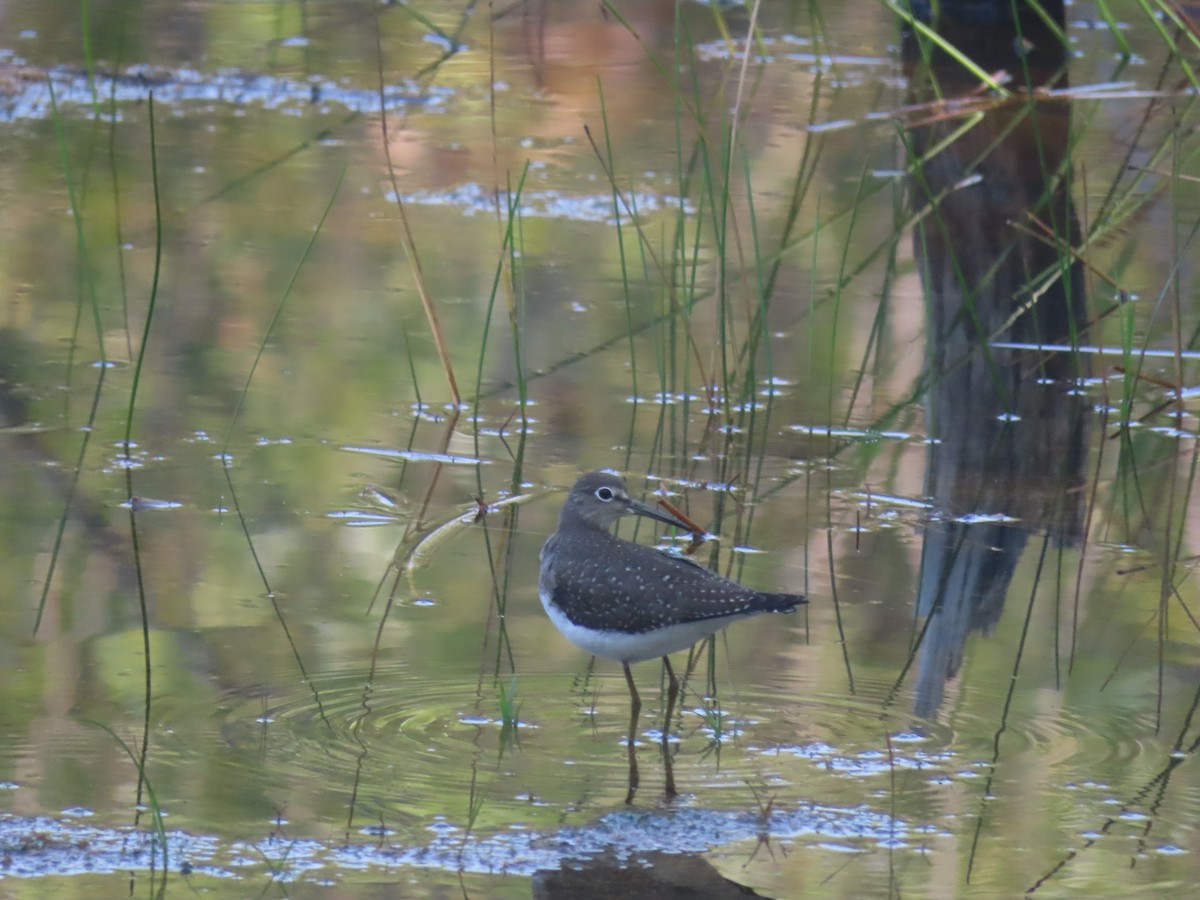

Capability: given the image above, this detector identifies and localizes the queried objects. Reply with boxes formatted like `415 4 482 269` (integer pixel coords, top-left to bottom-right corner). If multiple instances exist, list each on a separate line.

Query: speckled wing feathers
540 528 801 634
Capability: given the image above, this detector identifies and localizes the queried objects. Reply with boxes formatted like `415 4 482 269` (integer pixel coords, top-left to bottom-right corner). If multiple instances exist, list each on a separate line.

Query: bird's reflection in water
533 849 770 899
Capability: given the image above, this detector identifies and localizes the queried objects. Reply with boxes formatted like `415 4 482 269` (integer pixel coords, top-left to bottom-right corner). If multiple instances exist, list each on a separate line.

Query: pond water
2 0 1199 897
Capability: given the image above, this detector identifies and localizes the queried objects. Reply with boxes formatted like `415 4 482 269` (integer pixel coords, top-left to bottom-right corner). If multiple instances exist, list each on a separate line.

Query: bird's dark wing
544 532 801 633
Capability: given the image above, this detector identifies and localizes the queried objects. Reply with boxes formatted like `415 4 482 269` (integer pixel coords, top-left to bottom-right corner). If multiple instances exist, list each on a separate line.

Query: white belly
540 591 745 663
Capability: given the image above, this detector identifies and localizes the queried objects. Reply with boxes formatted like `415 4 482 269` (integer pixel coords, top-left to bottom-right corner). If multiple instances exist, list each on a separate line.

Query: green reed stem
120 92 165 818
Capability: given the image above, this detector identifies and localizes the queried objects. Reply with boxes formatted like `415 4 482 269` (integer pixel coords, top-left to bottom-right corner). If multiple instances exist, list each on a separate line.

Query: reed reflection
901 2 1091 718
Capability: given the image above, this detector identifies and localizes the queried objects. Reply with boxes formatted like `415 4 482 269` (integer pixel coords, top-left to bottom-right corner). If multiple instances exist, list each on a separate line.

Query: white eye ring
595 487 615 502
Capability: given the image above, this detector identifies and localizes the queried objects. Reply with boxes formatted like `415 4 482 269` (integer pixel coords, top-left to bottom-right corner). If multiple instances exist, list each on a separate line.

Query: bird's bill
624 497 695 533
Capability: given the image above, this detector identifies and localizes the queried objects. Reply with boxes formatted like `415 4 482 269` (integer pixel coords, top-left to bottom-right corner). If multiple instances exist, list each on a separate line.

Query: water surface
2 1 1198 897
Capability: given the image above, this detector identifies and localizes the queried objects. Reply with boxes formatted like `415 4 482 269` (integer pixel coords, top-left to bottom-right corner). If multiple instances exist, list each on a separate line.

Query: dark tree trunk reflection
901 1 1091 718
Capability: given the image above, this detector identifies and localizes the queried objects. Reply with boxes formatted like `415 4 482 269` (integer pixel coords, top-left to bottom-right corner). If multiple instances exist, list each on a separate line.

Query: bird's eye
595 487 615 502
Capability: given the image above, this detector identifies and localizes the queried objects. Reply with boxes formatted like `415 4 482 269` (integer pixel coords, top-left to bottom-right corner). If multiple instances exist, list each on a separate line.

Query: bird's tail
760 592 806 613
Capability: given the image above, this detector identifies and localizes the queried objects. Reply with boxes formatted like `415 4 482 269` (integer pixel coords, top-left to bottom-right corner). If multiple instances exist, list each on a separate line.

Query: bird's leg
623 661 642 727
661 655 678 799
662 654 680 723
623 662 640 804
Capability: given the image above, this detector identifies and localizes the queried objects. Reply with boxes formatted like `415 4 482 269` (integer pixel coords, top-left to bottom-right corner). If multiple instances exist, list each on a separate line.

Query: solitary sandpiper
539 470 805 797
